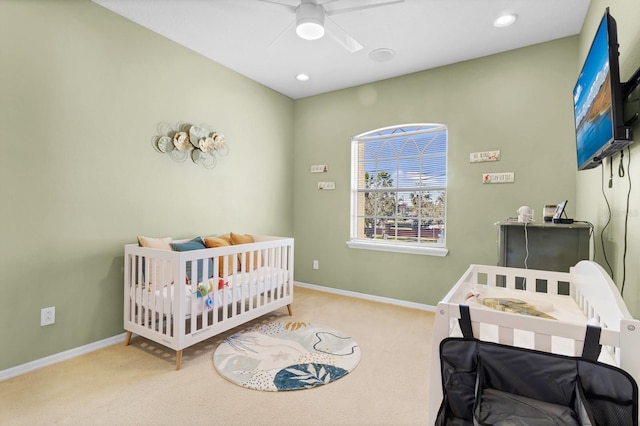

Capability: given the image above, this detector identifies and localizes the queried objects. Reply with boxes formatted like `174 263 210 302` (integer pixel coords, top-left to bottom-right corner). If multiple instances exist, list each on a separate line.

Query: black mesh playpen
435 306 638 425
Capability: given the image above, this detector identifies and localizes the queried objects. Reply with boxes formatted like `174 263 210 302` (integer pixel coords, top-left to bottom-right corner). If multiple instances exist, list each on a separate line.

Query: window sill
345 240 448 257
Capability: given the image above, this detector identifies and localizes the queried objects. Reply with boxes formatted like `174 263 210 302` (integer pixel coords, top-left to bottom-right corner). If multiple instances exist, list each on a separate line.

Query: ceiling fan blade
324 16 363 53
257 0 297 13
267 18 297 49
326 0 405 16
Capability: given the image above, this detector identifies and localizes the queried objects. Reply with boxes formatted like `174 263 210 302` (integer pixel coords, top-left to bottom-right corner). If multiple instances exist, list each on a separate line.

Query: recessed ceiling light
296 73 310 82
493 13 518 28
369 48 396 63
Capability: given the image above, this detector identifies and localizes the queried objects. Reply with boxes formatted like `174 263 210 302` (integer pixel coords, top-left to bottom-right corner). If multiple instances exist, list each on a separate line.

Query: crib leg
286 304 293 316
124 331 132 346
176 350 183 371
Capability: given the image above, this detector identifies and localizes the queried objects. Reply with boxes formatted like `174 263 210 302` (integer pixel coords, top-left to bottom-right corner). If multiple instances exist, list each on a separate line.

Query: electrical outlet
41 307 55 326
313 260 319 270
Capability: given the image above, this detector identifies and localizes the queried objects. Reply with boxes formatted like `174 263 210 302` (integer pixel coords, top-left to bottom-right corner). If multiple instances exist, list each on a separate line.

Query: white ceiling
92 0 591 99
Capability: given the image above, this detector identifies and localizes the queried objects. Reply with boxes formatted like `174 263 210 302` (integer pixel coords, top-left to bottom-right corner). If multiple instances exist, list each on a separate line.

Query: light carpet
214 321 361 391
1 287 434 425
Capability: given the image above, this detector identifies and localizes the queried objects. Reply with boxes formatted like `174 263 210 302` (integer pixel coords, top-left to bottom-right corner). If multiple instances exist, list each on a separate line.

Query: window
348 123 448 256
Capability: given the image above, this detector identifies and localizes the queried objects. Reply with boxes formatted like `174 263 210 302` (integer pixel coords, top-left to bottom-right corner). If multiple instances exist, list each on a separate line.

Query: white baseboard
294 281 436 312
0 333 128 382
2 284 433 381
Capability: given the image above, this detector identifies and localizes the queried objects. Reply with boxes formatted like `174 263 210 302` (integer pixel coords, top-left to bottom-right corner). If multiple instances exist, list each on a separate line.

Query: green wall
576 0 640 317
5 0 632 373
292 37 579 305
0 0 294 371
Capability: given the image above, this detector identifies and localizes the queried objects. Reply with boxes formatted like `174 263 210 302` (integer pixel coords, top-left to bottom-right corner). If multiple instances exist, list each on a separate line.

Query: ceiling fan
260 0 405 53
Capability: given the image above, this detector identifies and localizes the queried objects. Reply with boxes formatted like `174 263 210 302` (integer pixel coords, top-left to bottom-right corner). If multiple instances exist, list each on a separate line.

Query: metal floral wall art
152 122 228 169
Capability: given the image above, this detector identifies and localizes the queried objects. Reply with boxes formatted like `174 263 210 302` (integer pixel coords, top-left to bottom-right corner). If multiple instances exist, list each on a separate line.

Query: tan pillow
203 236 231 248
203 236 233 277
230 232 259 272
137 236 174 286
137 235 172 250
229 232 254 245
216 233 233 244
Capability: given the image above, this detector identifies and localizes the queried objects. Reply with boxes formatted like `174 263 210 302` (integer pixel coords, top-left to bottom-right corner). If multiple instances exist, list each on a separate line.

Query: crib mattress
133 267 289 316
465 285 589 325
453 285 616 365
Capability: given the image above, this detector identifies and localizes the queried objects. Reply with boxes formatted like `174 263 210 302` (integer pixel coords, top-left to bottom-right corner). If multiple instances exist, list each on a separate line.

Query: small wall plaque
482 172 514 184
470 150 500 163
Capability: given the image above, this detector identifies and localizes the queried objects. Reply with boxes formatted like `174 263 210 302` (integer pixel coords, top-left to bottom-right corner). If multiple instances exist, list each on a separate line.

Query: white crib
428 260 640 424
123 235 294 370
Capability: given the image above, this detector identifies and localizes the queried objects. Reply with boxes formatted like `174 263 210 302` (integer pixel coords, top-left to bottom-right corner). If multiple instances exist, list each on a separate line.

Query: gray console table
496 221 591 273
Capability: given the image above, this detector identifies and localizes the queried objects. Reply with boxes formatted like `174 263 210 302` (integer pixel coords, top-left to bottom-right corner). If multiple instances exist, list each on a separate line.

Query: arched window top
354 123 447 140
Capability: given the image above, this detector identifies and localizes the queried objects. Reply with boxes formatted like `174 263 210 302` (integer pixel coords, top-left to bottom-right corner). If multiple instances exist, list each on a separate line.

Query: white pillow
137 235 172 250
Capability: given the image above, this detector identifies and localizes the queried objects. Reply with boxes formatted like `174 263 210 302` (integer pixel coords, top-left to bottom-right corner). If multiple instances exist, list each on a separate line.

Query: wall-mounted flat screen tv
573 8 632 170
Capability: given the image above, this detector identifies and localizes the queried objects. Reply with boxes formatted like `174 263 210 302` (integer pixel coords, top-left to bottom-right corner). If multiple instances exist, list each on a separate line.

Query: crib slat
150 266 157 332
202 257 210 329
132 255 140 326
279 246 285 297
144 258 152 328
268 246 276 302
260 248 268 309
164 260 172 333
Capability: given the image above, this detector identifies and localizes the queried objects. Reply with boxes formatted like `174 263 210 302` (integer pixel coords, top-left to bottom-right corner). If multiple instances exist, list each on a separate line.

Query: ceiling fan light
296 21 325 40
296 1 325 40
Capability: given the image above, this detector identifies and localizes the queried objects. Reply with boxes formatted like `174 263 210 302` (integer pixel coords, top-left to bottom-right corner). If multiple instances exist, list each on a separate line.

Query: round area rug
213 321 361 391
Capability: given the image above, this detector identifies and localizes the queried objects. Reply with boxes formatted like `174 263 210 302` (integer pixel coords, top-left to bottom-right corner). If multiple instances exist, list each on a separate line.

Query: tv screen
573 9 631 170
